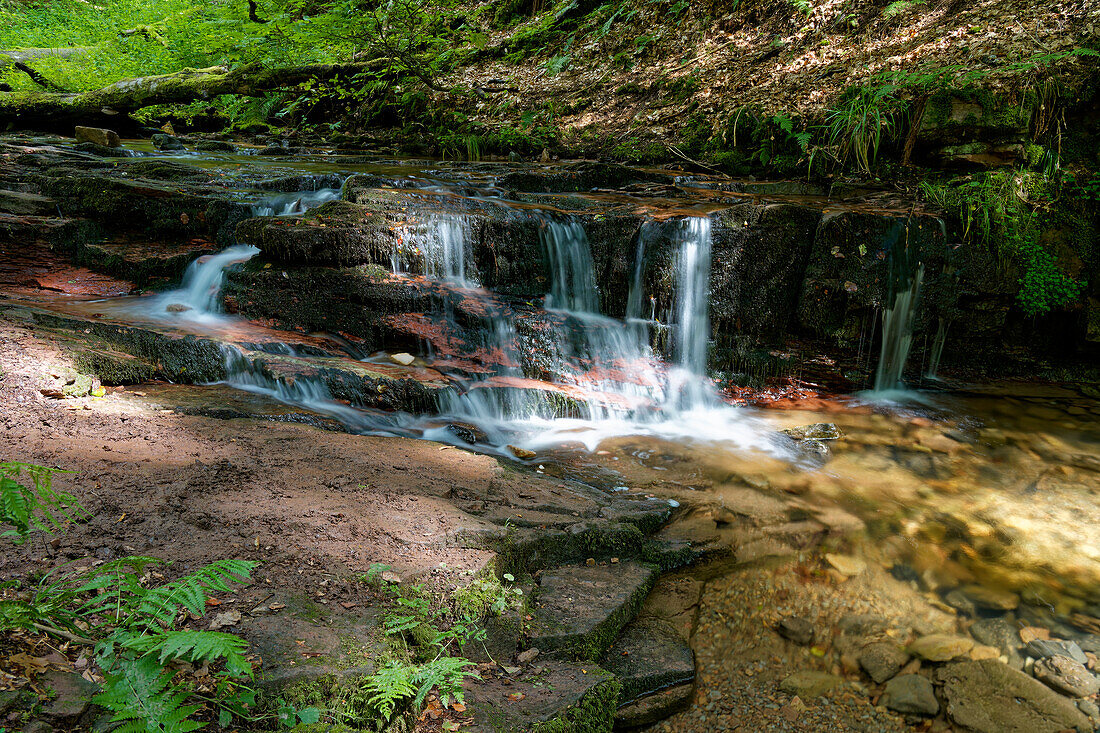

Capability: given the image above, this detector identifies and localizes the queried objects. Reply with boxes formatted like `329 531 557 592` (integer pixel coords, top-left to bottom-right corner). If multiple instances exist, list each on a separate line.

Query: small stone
779 671 843 697
165 303 191 313
74 126 120 148
859 642 910 683
585 557 596 566
1031 654 1100 697
39 670 97 726
825 553 866 577
1026 639 1088 665
23 722 54 733
389 352 415 366
881 674 939 716
380 571 402 584
777 616 815 646
909 634 975 662
516 648 540 665
507 445 536 460
1079 699 1099 719
968 645 1001 660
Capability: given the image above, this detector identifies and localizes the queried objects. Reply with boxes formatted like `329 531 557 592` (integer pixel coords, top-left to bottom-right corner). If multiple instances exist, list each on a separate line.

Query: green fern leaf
95 655 204 733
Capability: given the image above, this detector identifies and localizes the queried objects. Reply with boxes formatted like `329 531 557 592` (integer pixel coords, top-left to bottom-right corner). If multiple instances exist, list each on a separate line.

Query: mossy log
0 62 367 131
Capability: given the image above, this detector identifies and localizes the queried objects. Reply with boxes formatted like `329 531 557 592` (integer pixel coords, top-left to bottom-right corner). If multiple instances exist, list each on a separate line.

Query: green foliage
921 171 1086 315
1 462 84 544
882 0 926 19
825 84 901 174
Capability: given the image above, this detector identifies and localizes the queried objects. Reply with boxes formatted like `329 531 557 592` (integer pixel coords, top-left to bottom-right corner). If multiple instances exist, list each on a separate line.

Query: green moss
529 668 620 733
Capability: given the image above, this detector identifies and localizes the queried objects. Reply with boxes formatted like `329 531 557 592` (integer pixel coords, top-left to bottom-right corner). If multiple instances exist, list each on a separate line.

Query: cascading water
542 220 600 313
150 244 260 319
873 264 924 392
667 217 714 410
925 318 949 380
251 188 341 217
399 216 475 285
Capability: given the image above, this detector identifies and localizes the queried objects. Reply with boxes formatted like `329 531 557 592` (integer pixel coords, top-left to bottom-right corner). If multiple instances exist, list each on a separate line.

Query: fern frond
122 630 253 679
131 560 255 630
365 661 417 720
0 462 84 543
95 655 204 733
412 656 479 708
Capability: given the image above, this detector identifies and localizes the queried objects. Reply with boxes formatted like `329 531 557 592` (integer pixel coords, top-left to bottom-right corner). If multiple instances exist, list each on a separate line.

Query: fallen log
0 62 369 132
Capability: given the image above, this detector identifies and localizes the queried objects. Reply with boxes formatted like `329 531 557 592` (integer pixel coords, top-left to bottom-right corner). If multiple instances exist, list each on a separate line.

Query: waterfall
153 245 260 317
873 265 924 392
925 318 949 380
400 216 475 285
668 217 714 409
251 188 341 217
542 220 600 313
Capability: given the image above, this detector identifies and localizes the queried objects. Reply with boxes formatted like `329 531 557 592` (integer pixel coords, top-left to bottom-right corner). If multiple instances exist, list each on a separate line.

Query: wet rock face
497 161 674 193
916 90 1033 169
797 210 947 344
937 658 1092 733
710 203 821 342
74 126 120 148
1031 654 1100 698
235 201 400 267
599 619 694 703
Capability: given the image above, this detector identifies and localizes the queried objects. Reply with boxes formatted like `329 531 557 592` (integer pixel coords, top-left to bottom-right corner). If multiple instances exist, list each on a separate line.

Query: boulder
0 189 55 216
464 661 620 732
599 619 694 703
74 126 120 148
859 641 910 684
880 674 939 716
39 670 98 726
151 133 185 151
938 658 1091 733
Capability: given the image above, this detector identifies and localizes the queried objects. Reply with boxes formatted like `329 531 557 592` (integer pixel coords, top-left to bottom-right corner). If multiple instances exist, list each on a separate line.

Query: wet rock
388 352 415 366
516 648 540 665
0 189 55 216
959 583 1019 612
1079 699 1099 720
859 641 910 684
599 619 694 703
614 682 694 729
881 674 939 716
165 304 191 313
497 161 672 193
529 561 658 660
909 634 975 662
970 617 1026 669
508 445 536 460
22 721 54 733
779 671 843 697
74 126 120 148
39 670 98 726
781 423 843 440
1031 655 1100 697
824 553 866 577
777 616 815 646
235 201 399 267
152 133 185 151
465 661 619 732
195 140 236 152
938 658 1091 733
445 422 488 445
1026 639 1088 665
0 689 30 716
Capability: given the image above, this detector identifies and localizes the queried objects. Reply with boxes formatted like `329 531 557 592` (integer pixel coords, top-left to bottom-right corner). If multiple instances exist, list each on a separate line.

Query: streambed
2 137 1098 731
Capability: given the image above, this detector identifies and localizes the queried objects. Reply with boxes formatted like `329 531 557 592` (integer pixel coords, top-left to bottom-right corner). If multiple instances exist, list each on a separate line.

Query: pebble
909 634 974 662
1031 654 1100 697
777 616 815 646
880 674 939 716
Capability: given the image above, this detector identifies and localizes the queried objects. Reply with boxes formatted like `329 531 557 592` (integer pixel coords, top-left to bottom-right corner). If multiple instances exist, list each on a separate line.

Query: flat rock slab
530 562 658 660
465 661 619 732
614 682 694 729
908 633 974 661
937 658 1092 733
599 619 694 703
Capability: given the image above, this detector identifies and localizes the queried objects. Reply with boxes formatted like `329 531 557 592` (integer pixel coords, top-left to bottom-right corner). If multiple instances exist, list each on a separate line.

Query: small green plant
1 462 84 544
920 171 1086 315
825 84 902 174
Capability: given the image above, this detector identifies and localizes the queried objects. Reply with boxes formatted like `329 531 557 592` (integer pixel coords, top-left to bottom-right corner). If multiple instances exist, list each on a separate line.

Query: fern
1 462 84 543
365 661 417 720
122 630 253 679
94 655 204 733
413 656 479 709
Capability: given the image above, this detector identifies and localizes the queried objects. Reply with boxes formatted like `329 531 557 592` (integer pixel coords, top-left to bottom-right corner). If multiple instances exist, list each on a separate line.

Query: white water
873 265 924 392
398 216 476 285
143 244 260 324
251 188 341 217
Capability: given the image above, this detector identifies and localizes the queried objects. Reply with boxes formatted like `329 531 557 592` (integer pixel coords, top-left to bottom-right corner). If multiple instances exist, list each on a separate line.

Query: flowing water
18 150 1100 725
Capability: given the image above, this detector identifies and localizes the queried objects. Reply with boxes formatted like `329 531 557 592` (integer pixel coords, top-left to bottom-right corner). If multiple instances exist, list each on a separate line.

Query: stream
6 139 1100 731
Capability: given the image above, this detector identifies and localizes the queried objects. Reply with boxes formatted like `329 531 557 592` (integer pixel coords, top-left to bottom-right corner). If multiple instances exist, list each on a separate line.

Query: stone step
600 619 695 706
529 561 658 661
464 660 619 732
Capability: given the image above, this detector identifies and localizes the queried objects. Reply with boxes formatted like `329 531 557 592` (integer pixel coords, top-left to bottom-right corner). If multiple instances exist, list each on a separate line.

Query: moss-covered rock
465 661 620 732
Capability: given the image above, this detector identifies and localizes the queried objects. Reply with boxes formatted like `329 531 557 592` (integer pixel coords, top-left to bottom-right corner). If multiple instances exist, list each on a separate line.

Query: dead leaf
451 702 467 712
208 610 242 630
8 653 49 676
507 692 526 702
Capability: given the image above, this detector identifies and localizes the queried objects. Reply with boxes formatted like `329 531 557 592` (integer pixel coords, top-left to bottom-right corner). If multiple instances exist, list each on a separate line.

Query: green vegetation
921 171 1087 315
0 462 317 732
